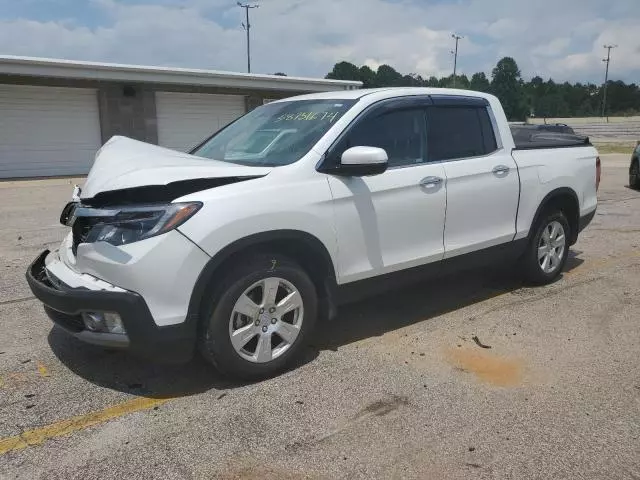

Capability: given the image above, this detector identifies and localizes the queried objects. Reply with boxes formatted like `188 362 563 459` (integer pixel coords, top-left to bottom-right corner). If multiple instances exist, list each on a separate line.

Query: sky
0 0 639 84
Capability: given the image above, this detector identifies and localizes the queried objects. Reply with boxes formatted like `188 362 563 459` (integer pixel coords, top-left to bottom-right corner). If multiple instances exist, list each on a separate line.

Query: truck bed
510 125 591 150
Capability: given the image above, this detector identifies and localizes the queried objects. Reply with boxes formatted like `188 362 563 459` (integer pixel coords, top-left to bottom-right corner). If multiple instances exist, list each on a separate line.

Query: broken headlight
79 202 202 247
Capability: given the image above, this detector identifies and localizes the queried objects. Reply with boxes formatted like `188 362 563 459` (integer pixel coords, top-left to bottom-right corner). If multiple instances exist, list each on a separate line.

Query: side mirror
339 146 388 176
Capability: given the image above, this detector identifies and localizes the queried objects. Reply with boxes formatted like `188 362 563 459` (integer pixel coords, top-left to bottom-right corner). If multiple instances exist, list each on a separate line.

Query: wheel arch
528 187 580 245
186 230 338 330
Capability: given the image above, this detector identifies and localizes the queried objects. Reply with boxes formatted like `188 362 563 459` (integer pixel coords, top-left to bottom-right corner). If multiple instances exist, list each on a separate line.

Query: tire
630 160 640 190
521 210 570 285
198 254 318 380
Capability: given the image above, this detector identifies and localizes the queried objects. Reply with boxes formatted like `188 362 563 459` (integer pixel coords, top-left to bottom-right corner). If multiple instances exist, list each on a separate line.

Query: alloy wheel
228 277 304 363
537 220 566 274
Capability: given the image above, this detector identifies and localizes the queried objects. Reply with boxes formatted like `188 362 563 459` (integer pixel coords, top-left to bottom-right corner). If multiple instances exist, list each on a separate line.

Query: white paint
512 146 598 240
326 163 447 283
0 84 101 178
54 230 210 327
80 136 272 199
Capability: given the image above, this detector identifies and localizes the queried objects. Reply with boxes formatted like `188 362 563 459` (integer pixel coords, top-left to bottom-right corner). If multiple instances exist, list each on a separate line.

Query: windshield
191 99 357 166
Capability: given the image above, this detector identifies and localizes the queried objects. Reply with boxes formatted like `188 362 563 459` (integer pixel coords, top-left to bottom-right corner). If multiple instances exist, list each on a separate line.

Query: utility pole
237 2 259 73
601 44 617 118
451 34 463 87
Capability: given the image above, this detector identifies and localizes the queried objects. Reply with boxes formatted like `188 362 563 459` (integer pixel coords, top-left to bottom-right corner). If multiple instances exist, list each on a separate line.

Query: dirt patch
445 347 523 386
219 465 318 480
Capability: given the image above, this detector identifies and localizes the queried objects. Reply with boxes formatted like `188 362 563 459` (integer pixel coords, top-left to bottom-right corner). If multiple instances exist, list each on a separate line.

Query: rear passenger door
427 96 519 258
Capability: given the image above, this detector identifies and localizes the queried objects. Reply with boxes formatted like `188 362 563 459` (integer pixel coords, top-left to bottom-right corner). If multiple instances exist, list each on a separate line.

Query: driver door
323 100 447 284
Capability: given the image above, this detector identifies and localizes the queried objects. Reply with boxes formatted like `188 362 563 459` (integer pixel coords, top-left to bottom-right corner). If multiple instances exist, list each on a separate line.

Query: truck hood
80 136 273 200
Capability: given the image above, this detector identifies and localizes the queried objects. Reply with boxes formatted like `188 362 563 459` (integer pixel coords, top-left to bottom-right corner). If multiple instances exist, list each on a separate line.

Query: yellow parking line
0 396 169 455
37 362 49 378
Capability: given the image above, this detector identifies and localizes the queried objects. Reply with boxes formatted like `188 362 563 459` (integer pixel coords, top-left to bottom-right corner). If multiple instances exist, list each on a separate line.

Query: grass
593 143 636 154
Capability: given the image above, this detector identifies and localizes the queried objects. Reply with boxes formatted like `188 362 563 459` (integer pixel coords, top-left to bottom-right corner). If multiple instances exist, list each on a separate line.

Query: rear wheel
521 211 570 285
198 254 317 380
630 160 640 189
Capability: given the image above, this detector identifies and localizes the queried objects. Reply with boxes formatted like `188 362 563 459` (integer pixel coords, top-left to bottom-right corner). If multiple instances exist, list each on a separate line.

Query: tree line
324 58 640 121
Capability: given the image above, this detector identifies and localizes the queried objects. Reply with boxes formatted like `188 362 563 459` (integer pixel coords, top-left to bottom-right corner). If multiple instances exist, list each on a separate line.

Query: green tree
470 72 490 92
359 65 376 88
375 64 404 86
455 74 470 89
323 59 640 117
606 80 640 115
325 61 361 81
490 57 528 120
425 76 440 87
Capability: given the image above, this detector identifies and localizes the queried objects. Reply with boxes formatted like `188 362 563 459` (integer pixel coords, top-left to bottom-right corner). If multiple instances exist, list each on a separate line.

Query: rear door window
427 106 497 161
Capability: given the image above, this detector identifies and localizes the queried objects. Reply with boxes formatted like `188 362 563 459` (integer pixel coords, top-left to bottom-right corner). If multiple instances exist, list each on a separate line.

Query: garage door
0 85 102 178
156 92 246 152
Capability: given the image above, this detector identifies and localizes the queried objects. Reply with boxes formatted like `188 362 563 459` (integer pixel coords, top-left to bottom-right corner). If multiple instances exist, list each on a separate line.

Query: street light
601 44 618 118
451 33 463 87
237 2 259 73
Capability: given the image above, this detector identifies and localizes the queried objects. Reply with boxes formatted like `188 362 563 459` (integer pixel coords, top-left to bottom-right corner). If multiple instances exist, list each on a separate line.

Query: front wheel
521 211 570 285
198 254 317 380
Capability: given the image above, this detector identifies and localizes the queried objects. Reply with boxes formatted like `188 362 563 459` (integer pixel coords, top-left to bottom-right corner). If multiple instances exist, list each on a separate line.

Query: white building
0 56 361 178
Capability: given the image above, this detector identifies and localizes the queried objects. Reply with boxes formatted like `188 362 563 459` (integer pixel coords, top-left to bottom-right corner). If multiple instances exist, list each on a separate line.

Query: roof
275 87 494 101
0 55 362 93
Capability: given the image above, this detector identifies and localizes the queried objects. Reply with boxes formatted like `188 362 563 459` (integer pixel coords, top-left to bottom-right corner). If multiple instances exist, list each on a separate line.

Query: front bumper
26 250 196 363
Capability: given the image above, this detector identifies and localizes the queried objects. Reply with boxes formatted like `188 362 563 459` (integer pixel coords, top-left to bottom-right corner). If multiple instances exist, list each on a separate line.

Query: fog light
81 312 125 334
104 312 126 335
82 312 105 332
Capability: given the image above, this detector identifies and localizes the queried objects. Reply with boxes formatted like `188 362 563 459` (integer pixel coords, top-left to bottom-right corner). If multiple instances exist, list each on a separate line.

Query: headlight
81 202 201 247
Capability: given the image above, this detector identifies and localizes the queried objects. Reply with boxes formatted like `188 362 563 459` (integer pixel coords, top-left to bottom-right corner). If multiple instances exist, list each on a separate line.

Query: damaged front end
63 202 201 254
60 135 271 253
79 175 263 207
63 176 263 254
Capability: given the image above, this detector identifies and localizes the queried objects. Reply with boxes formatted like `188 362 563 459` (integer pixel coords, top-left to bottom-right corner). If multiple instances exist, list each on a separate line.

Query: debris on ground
472 336 492 349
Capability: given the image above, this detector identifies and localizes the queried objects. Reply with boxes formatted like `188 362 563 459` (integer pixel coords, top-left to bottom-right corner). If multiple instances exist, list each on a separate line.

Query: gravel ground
1 154 639 479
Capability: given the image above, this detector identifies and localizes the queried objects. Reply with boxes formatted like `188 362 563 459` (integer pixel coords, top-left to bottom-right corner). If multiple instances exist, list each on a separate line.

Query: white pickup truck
27 88 599 379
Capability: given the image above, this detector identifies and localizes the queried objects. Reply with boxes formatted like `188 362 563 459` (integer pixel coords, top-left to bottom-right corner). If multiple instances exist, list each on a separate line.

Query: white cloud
547 23 640 81
0 0 638 83
486 18 521 40
532 38 571 58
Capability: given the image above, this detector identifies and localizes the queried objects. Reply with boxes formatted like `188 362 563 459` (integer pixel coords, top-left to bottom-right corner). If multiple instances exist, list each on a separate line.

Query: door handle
492 165 510 176
419 176 443 188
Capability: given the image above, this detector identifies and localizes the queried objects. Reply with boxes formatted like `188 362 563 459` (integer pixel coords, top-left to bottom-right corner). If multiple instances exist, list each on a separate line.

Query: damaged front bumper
26 250 196 363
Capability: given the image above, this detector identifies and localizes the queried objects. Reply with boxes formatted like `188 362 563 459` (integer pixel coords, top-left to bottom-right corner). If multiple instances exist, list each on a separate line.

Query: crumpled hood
80 136 273 199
